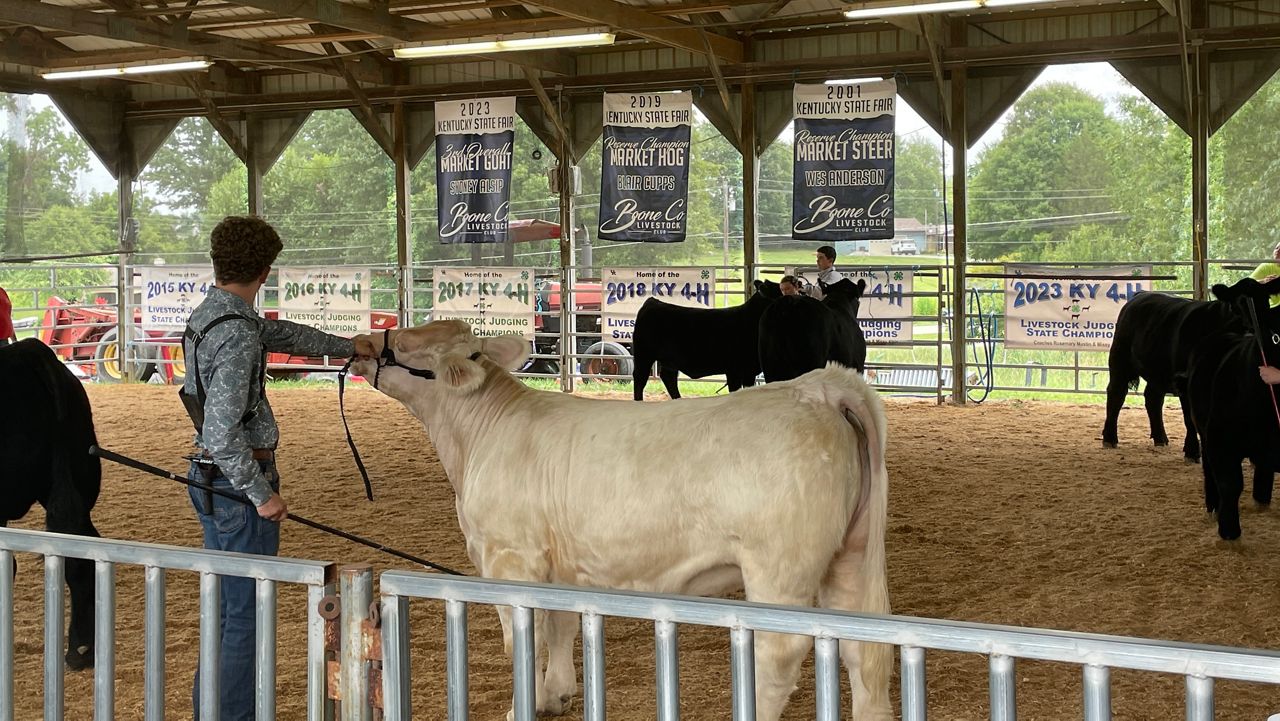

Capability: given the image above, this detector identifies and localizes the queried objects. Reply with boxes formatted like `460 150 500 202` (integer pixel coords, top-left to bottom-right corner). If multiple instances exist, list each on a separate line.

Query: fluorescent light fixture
41 67 125 80
827 76 885 84
843 0 1056 19
42 59 212 80
844 0 979 19
394 32 615 59
121 60 212 75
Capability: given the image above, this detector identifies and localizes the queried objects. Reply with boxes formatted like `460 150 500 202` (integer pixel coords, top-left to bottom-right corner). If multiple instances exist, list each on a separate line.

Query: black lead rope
90 445 466 576
337 330 437 502
338 358 376 502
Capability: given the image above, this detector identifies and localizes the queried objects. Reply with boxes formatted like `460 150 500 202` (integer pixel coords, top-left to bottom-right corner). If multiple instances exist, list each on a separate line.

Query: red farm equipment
39 295 397 384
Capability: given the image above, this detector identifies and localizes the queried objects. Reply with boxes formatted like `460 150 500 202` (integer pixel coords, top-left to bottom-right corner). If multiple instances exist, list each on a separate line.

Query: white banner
1003 264 1151 350
601 267 715 343
139 265 215 331
278 267 372 334
432 266 535 339
794 267 913 343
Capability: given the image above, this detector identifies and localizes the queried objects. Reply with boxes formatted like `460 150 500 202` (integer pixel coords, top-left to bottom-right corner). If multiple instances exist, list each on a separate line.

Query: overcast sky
29 61 1146 199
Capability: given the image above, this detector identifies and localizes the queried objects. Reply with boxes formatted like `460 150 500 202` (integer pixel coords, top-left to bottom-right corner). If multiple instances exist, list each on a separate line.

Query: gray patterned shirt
184 287 354 506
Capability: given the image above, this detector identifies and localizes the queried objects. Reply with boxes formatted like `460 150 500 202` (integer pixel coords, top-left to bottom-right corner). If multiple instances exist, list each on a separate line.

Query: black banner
435 97 515 244
791 80 896 241
598 92 691 243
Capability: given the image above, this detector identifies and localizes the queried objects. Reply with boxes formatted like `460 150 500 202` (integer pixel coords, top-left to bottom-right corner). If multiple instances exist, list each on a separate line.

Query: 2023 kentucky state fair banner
598 91 692 243
435 96 515 244
791 80 896 241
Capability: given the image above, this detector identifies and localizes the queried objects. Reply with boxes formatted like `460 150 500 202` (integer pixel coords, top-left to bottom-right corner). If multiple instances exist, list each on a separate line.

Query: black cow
1185 278 1280 540
1101 282 1252 460
1 338 101 669
758 278 868 383
631 280 782 400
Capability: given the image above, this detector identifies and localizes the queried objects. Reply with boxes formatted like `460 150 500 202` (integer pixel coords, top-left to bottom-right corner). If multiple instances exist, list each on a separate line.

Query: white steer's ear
439 353 486 392
480 334 531 371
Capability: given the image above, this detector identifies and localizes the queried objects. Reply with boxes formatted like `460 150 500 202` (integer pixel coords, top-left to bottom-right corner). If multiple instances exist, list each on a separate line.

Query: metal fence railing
7 255 1277 400
0 527 335 721
376 572 1280 721
5 527 1280 719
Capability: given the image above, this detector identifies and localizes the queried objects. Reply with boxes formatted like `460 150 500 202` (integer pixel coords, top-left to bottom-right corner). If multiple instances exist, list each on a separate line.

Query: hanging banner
1003 264 1151 351
792 80 896 241
278 267 372 334
435 97 515 244
139 265 214 331
601 267 715 342
793 267 914 343
598 91 692 243
432 266 535 339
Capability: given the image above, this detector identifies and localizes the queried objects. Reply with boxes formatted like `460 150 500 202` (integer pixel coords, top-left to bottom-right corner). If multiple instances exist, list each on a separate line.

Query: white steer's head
353 320 529 399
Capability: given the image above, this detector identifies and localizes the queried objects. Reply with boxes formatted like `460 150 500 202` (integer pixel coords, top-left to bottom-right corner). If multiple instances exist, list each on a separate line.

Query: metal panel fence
377 572 1280 721
0 527 335 721
5 528 1280 719
6 255 1274 399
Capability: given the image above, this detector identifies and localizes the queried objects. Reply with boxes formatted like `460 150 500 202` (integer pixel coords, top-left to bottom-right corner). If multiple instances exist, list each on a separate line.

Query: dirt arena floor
6 383 1280 720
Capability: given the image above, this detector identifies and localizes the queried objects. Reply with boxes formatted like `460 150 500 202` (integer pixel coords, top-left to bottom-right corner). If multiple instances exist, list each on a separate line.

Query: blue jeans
188 460 280 721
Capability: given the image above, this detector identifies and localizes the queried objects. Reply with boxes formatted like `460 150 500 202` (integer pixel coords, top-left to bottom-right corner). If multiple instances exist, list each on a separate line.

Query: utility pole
721 176 731 268
3 95 29 256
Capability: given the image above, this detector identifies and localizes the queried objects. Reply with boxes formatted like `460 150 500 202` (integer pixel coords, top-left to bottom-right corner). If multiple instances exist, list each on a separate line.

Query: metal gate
376 571 1280 721
0 527 334 721
7 530 1280 720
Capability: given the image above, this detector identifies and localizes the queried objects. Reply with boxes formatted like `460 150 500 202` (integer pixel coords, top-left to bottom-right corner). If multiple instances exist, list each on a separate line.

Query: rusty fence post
323 564 384 721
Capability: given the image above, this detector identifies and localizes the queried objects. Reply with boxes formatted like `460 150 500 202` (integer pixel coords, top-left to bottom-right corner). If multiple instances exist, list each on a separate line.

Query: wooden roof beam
692 14 738 147
228 0 427 40
323 40 395 155
0 0 386 84
519 0 743 63
1 27 253 93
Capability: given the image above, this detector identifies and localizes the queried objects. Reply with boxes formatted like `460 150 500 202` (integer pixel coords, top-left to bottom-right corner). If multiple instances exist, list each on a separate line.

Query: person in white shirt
808 245 844 299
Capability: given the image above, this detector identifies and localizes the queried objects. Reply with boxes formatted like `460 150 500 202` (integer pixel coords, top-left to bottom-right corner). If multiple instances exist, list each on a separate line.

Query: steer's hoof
65 645 93 671
538 695 573 717
1101 441 1118 449
1184 456 1201 465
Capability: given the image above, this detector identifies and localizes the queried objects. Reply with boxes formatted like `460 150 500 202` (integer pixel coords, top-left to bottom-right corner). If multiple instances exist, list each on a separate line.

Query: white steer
354 320 891 721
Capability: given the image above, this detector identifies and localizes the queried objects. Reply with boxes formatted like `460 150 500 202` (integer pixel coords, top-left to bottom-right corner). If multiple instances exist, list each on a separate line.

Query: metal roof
0 0 1276 176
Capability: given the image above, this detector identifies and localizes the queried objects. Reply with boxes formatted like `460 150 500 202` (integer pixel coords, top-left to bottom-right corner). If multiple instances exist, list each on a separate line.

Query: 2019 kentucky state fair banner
791 80 896 241
598 91 692 243
435 96 515 244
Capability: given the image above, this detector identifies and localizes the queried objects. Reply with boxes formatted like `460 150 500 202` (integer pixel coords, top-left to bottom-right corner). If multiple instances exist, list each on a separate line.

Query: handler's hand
1259 365 1280 385
353 334 376 359
257 493 288 522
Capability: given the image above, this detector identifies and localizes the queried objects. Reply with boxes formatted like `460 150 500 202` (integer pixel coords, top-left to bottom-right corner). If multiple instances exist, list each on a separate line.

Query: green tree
895 134 945 227
967 83 1118 260
1083 96 1190 266
1 104 92 255
143 117 239 212
1211 72 1280 261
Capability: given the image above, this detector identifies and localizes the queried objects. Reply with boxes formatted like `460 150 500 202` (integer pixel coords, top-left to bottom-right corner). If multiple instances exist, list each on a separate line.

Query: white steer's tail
803 364 892 719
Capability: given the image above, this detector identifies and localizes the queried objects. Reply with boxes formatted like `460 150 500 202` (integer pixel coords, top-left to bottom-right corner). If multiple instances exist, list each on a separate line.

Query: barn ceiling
1 0 1279 175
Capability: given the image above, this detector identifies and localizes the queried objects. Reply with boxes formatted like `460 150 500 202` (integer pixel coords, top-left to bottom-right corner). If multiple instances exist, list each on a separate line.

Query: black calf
1185 278 1280 540
0 339 101 669
631 280 782 400
758 278 867 382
